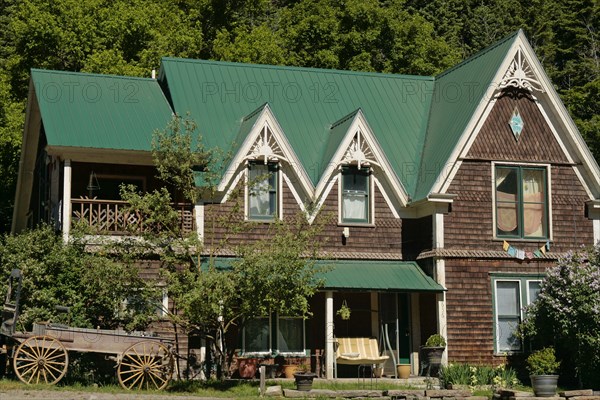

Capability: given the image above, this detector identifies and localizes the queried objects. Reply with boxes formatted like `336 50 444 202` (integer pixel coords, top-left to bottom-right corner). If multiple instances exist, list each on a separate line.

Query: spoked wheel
13 335 68 385
117 340 173 390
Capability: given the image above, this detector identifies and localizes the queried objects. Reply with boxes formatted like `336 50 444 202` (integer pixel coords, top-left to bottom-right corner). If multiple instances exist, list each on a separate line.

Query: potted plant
293 364 317 391
421 334 446 376
337 300 351 320
527 347 560 397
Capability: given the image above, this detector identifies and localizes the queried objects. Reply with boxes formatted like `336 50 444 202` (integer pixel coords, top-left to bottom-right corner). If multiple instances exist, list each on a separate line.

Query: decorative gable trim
245 125 287 164
218 104 314 203
433 30 600 200
315 109 408 207
341 130 381 169
498 48 544 93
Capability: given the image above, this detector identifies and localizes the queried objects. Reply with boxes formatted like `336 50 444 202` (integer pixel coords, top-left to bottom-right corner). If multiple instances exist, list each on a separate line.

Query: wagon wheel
13 335 68 385
117 340 173 390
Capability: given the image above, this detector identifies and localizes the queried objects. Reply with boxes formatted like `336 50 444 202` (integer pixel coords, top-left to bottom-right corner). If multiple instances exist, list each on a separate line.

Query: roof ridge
243 102 269 122
31 68 155 82
160 57 435 81
330 108 361 129
435 30 520 79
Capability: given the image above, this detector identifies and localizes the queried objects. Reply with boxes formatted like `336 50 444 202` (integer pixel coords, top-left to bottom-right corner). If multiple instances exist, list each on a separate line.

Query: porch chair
335 337 389 378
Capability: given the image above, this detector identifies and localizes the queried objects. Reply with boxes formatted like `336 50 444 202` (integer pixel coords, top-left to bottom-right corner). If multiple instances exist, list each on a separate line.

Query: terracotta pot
238 358 257 379
397 363 411 379
283 364 298 379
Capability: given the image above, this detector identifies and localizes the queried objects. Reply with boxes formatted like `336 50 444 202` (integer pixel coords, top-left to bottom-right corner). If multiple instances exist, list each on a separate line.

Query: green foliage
152 114 215 204
2 0 600 233
521 245 600 387
0 224 158 331
439 363 520 388
425 333 446 347
526 347 560 376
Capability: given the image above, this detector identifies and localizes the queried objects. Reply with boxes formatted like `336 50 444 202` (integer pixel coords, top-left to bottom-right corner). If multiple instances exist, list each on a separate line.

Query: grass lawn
0 378 429 398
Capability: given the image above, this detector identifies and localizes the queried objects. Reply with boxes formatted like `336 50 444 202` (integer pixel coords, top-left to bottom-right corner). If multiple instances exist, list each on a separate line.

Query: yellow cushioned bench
335 337 389 366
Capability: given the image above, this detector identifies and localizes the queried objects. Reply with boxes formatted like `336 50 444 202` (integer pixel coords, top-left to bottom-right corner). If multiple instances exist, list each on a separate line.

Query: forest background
1 0 598 233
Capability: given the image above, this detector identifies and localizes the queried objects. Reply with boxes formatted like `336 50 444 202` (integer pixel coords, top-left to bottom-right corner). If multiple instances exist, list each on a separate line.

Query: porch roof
198 257 444 292
316 260 445 292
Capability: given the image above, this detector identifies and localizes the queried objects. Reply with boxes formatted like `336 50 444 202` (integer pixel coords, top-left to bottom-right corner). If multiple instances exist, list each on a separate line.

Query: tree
0 224 158 331
112 114 328 378
521 245 600 389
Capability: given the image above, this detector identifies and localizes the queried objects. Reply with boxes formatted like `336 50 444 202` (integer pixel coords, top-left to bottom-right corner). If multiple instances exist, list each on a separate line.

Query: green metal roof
31 69 173 151
159 58 434 191
195 257 443 292
414 31 519 199
316 260 445 292
30 32 522 200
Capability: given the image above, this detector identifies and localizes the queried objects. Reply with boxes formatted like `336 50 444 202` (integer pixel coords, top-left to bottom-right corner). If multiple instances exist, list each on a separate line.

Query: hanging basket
337 300 351 320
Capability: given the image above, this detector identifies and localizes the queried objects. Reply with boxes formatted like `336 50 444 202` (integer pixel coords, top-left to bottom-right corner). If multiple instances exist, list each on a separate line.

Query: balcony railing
71 198 195 235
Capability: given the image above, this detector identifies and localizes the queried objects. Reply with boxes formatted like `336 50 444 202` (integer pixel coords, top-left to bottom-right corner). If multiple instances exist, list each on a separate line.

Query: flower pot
530 375 559 397
397 363 410 379
238 358 257 379
283 364 298 379
294 372 317 391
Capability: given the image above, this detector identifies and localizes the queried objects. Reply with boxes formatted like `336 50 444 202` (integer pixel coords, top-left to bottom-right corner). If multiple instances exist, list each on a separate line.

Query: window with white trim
495 165 548 239
341 166 370 223
242 315 305 355
492 276 543 353
247 162 278 220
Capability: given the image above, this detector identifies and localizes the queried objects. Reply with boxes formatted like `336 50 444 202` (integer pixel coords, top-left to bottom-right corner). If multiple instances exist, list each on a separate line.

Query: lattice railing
71 198 195 235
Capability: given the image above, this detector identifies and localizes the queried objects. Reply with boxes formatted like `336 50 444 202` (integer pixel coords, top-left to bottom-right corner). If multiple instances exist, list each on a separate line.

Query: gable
431 30 600 201
467 89 569 163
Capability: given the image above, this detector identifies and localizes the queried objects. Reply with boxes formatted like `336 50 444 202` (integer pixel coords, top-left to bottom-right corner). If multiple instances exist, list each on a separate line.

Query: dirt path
0 389 234 400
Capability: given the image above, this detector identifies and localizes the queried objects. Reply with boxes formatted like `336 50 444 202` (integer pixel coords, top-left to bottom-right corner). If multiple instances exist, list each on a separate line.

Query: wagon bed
2 269 175 390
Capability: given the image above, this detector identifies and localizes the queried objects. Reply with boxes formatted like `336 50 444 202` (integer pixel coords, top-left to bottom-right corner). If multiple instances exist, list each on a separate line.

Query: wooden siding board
204 174 402 256
444 259 556 365
468 89 568 163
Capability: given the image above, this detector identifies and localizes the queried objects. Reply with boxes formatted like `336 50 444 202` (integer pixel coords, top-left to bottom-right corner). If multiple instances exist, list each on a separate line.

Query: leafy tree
521 245 600 388
0 224 158 331
110 114 328 378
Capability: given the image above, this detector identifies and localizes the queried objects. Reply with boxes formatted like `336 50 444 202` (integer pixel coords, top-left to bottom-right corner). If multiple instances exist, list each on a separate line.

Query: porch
71 197 195 235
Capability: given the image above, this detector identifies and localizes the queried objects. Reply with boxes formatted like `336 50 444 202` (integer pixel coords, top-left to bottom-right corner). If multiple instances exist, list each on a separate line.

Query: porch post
410 293 421 376
195 201 204 244
61 159 71 242
433 211 448 366
325 291 334 379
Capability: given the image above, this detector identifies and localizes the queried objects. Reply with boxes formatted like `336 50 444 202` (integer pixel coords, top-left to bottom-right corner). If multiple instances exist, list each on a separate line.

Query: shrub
425 333 446 347
526 348 560 375
521 245 600 388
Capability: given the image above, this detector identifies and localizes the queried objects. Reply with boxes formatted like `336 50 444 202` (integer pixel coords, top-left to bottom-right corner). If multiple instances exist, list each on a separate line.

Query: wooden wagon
1 269 175 390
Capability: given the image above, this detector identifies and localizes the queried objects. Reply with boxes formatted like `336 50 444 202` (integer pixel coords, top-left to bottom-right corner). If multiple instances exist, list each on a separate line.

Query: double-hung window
341 166 370 223
242 315 305 355
248 163 278 220
492 276 543 353
495 165 548 239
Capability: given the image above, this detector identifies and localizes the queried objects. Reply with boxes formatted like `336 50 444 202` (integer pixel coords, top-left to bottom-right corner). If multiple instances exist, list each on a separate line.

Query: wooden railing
71 198 195 235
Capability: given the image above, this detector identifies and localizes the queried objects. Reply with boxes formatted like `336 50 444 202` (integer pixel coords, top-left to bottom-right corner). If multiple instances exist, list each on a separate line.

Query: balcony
71 198 195 235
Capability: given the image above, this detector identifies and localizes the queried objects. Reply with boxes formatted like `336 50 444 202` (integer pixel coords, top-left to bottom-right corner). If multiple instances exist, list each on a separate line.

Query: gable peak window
495 165 548 239
341 165 371 223
247 162 278 220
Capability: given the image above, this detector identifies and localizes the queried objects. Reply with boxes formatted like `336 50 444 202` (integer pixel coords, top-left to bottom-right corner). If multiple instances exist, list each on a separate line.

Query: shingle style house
12 30 600 378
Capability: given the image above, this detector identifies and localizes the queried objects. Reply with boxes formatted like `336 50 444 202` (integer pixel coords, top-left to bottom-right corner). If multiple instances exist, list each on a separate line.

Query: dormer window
247 162 278 220
341 166 370 223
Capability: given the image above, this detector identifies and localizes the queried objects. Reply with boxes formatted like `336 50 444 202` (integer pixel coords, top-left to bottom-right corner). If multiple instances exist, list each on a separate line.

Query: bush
526 347 560 375
521 245 600 388
425 334 446 347
0 224 158 331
